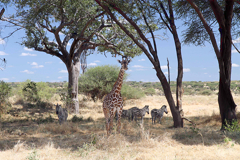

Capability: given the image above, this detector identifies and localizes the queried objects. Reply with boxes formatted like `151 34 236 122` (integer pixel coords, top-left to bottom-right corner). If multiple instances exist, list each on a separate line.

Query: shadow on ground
1 110 240 151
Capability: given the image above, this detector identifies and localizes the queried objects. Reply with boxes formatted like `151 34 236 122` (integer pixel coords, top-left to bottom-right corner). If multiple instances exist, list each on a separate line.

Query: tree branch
187 0 220 59
95 0 157 66
232 41 240 54
209 0 225 29
69 11 106 59
137 0 157 53
0 8 5 19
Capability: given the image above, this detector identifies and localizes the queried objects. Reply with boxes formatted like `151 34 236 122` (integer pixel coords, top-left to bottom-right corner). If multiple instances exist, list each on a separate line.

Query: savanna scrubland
1 80 240 160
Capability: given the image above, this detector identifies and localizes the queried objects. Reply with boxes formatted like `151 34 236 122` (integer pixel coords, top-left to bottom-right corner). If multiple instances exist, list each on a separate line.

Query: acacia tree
1 0 141 113
179 0 240 129
95 0 186 127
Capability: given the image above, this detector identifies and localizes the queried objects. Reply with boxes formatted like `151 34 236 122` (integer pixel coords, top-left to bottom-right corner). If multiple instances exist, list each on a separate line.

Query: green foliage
224 120 240 132
36 82 56 101
58 87 72 108
19 80 56 103
26 149 39 160
144 88 156 95
22 81 39 102
2 0 143 62
0 81 12 115
79 65 128 101
121 84 145 99
200 90 212 96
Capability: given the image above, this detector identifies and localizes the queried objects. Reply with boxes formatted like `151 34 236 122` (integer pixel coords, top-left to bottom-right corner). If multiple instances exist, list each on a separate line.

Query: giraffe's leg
109 106 115 135
103 104 110 136
116 105 123 134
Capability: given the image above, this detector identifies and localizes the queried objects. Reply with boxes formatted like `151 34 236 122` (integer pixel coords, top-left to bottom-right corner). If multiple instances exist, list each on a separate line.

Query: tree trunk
171 22 184 127
67 59 80 114
216 0 237 129
218 78 237 129
156 69 182 128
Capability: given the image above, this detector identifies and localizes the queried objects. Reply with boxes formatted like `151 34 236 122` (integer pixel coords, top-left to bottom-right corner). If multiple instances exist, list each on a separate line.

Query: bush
144 88 156 95
201 90 212 96
79 65 128 101
0 81 12 115
36 82 56 101
22 81 40 102
21 80 56 103
121 84 145 99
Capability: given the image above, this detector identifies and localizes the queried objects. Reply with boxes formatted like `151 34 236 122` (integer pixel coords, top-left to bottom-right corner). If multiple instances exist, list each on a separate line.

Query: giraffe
103 56 131 136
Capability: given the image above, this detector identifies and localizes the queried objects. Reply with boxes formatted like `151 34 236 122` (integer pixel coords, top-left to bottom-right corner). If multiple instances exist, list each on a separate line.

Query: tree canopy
175 0 240 46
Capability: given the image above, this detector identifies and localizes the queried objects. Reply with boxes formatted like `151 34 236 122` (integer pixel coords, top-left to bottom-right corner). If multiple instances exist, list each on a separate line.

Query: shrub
0 81 12 116
121 84 145 99
78 65 128 101
144 88 156 95
22 81 40 102
201 90 212 96
21 81 56 103
36 82 56 101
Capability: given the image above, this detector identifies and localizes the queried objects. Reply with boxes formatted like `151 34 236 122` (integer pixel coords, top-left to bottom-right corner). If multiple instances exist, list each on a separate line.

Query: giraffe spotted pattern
102 56 131 137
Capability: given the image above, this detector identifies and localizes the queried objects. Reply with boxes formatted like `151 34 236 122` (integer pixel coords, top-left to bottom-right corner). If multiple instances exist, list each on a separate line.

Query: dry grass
1 94 240 160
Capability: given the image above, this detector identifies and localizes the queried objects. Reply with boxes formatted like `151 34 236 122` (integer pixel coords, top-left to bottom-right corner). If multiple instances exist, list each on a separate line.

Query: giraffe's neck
112 68 125 94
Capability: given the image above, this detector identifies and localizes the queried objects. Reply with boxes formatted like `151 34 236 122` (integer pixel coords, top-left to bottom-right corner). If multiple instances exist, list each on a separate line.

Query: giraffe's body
103 56 131 136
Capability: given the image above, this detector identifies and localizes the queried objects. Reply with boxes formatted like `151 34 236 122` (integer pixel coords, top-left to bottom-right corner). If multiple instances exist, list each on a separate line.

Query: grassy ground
1 94 240 160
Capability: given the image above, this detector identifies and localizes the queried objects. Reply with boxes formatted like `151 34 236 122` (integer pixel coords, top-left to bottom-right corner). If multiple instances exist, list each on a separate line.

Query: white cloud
132 65 144 68
31 62 44 68
0 38 5 45
233 37 240 43
31 62 38 66
20 53 37 56
183 68 190 72
161 65 168 70
45 61 52 64
136 69 146 71
0 78 9 81
94 60 100 63
232 63 239 67
59 70 68 73
67 42 71 46
89 63 97 66
138 59 145 62
21 70 34 74
0 51 8 55
24 47 34 51
164 72 168 75
58 77 63 79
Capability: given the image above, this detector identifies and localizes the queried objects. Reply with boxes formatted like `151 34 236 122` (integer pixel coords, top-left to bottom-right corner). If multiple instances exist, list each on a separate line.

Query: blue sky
0 9 240 83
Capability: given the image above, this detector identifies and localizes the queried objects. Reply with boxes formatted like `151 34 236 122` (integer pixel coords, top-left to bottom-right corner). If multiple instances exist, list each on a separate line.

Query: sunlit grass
1 94 240 160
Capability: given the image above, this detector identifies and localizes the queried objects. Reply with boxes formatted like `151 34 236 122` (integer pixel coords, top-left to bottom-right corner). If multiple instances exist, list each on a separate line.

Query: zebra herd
116 105 168 124
55 103 168 125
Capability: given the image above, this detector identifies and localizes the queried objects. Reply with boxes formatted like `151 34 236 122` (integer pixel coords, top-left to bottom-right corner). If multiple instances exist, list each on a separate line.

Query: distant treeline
7 80 240 96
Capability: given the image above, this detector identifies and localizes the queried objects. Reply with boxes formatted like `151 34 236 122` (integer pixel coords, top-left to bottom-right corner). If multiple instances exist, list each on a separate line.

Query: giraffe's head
118 56 131 70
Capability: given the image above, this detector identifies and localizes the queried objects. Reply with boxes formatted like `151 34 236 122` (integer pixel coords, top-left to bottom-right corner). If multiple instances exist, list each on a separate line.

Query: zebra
130 105 149 123
115 109 129 121
55 103 68 124
151 105 168 124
